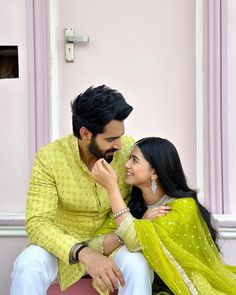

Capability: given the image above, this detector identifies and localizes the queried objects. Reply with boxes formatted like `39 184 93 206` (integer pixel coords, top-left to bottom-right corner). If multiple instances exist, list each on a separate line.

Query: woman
91 137 236 294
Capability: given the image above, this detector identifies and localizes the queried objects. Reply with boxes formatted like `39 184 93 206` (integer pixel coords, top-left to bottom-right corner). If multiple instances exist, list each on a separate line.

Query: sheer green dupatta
134 198 236 295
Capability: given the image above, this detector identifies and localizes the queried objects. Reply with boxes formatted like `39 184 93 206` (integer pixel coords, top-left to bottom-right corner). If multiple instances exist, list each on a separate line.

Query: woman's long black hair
128 137 220 250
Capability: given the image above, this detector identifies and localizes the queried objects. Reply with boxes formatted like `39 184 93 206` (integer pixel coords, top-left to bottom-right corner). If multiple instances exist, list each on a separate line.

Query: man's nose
113 139 122 150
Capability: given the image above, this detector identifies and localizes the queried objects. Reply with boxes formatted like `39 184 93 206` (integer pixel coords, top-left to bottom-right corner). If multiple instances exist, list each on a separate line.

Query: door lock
64 28 89 62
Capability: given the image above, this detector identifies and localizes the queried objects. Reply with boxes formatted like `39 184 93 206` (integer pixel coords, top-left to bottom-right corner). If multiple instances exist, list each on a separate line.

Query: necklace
145 194 170 208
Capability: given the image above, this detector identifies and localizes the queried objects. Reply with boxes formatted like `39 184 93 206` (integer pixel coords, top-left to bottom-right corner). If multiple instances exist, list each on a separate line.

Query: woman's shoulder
170 197 197 211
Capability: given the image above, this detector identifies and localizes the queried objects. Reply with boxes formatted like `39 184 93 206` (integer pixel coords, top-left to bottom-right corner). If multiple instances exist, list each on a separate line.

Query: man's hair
71 85 133 138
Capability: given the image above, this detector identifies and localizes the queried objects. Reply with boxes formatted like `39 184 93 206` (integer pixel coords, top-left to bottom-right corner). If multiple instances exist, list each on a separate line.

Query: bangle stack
113 207 130 218
116 235 123 245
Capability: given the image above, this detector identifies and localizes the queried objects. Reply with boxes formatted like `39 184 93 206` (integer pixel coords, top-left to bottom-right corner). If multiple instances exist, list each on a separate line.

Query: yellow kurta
26 134 134 290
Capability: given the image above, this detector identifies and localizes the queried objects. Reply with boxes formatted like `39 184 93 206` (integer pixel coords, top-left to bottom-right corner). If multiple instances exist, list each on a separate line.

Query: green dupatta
134 198 236 294
94 197 236 294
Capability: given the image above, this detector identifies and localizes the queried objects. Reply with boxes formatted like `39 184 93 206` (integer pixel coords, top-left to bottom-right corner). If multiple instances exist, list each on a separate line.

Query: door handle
64 28 89 62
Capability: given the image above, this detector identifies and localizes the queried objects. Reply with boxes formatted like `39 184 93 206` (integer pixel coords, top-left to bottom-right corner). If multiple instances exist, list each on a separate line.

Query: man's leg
114 246 154 295
10 245 58 295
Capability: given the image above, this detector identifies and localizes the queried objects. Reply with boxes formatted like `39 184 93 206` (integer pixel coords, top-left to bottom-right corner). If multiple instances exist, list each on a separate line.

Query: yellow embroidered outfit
26 134 134 290
94 198 236 294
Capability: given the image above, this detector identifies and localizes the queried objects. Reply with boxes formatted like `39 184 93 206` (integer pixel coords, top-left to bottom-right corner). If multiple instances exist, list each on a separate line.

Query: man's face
88 120 124 163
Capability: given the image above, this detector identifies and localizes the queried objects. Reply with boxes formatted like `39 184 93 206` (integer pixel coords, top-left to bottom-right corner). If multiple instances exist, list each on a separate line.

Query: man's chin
105 154 114 163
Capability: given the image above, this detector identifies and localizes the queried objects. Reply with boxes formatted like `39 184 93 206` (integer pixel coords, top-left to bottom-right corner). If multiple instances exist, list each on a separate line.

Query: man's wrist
75 244 88 262
70 243 88 264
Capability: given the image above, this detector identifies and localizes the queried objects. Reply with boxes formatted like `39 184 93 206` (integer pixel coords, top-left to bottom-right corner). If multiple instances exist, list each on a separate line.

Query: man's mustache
105 148 118 154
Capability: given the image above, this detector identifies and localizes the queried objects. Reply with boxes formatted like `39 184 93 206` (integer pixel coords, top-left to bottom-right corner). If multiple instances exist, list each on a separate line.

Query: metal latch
65 28 89 62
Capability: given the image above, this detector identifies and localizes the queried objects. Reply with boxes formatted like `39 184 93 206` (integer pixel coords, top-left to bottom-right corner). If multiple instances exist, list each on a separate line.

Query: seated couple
91 136 236 294
10 85 236 295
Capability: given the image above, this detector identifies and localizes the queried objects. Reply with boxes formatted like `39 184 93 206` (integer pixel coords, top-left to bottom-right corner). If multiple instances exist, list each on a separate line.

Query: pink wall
0 0 235 293
225 0 236 212
57 0 196 188
0 0 29 213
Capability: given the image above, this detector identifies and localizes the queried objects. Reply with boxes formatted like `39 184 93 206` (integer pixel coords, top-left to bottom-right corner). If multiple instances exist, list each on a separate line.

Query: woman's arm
92 159 130 227
92 159 170 253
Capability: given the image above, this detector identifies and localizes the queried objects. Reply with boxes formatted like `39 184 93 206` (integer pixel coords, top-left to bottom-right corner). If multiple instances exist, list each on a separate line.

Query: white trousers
10 245 153 295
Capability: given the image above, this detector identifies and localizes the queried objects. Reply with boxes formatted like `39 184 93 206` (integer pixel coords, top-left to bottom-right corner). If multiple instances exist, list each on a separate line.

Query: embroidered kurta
94 198 236 294
26 134 134 290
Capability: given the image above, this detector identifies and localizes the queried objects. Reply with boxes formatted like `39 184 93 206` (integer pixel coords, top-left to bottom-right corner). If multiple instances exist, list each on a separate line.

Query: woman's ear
151 169 158 181
79 127 92 141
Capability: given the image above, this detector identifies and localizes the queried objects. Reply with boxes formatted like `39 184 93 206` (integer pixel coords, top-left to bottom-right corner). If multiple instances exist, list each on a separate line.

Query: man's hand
79 246 125 293
142 206 171 219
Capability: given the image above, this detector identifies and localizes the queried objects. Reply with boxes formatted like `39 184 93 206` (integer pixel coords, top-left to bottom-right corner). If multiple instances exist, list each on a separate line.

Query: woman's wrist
107 182 120 196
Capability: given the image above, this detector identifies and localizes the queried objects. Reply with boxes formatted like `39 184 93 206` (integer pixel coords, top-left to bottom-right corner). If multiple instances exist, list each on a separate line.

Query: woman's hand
142 206 171 220
91 158 118 191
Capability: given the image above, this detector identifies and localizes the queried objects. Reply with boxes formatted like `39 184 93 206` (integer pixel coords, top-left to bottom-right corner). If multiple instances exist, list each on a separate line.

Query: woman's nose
125 159 131 168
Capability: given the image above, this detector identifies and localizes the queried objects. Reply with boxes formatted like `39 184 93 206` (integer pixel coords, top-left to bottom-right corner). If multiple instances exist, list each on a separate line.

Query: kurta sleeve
115 214 141 252
87 235 106 254
26 150 79 265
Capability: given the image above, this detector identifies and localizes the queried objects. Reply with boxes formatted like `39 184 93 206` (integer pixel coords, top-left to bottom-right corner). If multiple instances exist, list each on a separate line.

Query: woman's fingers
143 206 172 219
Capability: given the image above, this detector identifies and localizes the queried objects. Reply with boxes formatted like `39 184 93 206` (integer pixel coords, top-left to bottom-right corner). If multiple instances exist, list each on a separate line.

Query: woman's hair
128 137 220 250
71 85 133 138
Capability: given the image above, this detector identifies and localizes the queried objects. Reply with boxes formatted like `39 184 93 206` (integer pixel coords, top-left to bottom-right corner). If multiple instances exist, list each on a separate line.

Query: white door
53 0 196 185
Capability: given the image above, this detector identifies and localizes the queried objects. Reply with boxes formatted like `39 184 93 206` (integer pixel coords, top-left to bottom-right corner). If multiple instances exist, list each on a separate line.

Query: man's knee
12 245 57 283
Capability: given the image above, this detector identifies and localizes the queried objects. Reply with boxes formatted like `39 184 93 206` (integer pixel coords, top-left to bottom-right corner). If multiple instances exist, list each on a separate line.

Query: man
10 85 153 295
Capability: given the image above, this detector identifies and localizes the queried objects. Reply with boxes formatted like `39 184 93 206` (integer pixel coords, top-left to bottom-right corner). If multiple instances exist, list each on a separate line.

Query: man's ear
79 127 92 141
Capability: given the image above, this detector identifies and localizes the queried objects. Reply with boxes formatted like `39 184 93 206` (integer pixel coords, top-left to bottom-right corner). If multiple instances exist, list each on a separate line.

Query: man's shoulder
36 134 73 157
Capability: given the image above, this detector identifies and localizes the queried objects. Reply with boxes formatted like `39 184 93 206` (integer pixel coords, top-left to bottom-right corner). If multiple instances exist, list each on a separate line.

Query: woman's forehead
131 145 143 157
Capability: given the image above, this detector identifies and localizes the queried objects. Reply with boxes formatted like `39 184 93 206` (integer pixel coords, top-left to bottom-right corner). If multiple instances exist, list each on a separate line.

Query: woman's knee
115 246 151 273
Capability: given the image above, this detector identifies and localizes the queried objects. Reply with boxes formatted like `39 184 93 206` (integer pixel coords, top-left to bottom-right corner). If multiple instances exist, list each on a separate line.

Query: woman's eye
132 157 138 163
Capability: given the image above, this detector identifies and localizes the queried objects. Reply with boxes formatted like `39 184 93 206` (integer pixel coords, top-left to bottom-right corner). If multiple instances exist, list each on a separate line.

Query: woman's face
125 145 155 188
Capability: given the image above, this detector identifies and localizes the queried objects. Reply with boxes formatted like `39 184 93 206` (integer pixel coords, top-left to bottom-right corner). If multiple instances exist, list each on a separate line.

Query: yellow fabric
94 198 236 294
26 134 134 290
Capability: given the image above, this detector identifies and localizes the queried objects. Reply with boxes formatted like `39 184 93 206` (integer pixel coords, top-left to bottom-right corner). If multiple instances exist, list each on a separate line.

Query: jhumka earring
151 179 157 193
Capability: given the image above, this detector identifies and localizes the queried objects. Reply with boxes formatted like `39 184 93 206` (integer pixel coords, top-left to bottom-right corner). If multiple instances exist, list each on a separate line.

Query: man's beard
88 136 118 163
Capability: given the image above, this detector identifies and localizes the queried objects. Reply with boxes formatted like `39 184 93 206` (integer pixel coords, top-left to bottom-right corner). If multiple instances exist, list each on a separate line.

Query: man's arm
26 149 125 293
26 150 80 264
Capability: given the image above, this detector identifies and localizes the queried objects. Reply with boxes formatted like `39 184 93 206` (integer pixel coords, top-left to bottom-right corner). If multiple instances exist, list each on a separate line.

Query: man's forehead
102 120 125 137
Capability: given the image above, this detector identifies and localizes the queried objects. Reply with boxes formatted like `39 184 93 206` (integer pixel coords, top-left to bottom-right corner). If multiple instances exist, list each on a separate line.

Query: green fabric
94 197 236 294
134 198 236 294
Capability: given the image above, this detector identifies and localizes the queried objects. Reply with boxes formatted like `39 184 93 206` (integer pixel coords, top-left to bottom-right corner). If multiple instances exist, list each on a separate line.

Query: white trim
50 0 60 141
0 225 235 239
219 228 236 239
0 226 26 237
0 213 25 223
214 214 236 222
195 0 204 203
0 223 235 239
